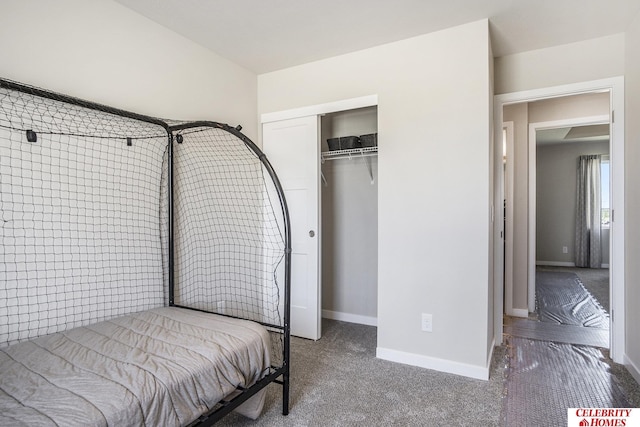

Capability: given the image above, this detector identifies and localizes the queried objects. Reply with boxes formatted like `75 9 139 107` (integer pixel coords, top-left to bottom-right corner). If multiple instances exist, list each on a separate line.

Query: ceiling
114 0 640 74
537 124 610 146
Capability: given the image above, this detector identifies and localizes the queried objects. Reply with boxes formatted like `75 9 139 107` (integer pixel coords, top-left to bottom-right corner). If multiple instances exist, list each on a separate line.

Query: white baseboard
322 309 377 327
536 261 576 267
376 347 490 380
537 260 610 269
487 337 496 371
508 308 529 318
624 354 640 386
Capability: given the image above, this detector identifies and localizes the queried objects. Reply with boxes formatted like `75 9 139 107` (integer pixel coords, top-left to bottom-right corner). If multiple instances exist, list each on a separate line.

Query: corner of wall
625 355 640 386
258 19 494 373
0 0 258 136
376 346 491 381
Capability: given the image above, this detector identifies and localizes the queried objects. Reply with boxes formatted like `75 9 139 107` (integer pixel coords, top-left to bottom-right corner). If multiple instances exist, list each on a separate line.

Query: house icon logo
579 419 589 426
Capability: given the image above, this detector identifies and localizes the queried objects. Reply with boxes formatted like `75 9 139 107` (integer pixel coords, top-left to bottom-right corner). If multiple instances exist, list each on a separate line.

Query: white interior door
262 115 321 340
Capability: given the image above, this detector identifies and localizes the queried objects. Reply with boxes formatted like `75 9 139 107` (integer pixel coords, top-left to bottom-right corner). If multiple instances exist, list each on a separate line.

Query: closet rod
320 149 377 185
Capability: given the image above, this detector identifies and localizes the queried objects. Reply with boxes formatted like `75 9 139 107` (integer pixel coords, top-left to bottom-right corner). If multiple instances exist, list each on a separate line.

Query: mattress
0 307 271 426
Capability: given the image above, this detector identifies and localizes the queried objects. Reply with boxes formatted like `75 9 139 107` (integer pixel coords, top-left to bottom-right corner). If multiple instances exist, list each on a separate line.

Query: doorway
493 77 625 363
531 117 611 347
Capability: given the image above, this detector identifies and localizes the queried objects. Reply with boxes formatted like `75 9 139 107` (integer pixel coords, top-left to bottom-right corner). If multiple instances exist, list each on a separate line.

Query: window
601 159 610 227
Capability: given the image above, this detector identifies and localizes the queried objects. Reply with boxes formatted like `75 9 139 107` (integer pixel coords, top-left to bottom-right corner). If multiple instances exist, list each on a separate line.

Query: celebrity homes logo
568 408 639 426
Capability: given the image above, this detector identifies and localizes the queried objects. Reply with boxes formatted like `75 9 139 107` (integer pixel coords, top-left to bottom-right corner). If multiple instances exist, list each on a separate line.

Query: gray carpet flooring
216 316 640 426
218 319 506 426
217 268 636 426
572 269 609 313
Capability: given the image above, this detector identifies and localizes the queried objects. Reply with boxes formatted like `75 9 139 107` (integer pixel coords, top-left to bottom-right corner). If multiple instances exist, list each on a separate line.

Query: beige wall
0 0 258 139
624 10 640 382
259 20 493 377
488 35 496 361
529 93 611 123
503 103 529 310
536 141 610 264
495 34 625 95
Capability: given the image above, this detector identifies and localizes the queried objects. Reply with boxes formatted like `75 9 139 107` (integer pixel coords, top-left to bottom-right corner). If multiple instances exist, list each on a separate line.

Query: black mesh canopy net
0 80 290 374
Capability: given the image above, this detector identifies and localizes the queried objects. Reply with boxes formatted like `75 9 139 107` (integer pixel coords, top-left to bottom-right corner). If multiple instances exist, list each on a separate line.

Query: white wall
494 34 625 95
259 20 493 378
0 0 257 139
624 10 640 384
321 108 378 323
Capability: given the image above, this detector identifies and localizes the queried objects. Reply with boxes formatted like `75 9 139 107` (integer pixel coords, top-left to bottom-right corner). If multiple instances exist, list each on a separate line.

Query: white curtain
575 155 602 268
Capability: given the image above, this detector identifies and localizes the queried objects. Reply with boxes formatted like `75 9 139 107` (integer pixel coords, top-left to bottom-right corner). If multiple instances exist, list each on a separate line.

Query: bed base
193 366 289 426
175 304 292 424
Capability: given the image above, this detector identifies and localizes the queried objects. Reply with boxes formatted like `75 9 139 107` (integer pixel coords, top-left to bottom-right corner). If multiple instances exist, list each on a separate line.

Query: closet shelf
321 146 378 161
321 146 377 185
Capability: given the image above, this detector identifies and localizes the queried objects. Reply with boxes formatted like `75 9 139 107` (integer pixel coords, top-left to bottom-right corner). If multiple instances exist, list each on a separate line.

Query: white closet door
262 116 321 340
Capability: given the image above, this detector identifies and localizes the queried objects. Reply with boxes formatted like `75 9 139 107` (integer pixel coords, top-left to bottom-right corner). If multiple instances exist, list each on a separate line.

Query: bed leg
282 370 290 415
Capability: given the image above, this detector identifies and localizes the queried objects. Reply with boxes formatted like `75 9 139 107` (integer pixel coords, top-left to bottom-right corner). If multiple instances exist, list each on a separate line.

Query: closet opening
320 106 379 331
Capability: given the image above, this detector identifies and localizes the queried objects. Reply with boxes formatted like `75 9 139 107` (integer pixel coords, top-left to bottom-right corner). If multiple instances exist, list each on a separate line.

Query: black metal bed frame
0 78 292 425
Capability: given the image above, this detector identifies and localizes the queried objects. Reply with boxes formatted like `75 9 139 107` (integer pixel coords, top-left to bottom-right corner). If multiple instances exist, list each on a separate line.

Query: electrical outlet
421 313 433 332
562 246 568 254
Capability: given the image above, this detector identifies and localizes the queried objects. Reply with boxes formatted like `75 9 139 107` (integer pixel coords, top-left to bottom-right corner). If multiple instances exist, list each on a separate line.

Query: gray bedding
0 307 271 426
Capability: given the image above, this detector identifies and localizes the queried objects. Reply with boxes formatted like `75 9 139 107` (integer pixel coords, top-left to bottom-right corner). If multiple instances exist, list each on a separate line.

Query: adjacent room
503 92 613 348
2 0 640 425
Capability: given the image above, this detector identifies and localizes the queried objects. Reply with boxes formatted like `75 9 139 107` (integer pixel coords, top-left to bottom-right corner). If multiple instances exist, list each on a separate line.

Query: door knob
309 230 315 237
